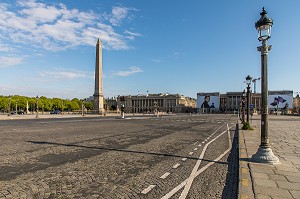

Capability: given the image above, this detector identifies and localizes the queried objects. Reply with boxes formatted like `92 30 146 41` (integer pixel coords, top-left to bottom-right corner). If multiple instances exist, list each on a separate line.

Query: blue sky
0 0 299 99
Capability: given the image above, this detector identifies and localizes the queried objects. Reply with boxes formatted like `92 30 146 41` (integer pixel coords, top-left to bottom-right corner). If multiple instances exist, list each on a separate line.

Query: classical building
220 92 261 112
106 97 117 110
116 93 196 114
93 37 105 114
198 90 295 113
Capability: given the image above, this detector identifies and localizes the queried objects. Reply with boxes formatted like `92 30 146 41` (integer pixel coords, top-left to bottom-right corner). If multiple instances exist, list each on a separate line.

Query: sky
0 0 299 99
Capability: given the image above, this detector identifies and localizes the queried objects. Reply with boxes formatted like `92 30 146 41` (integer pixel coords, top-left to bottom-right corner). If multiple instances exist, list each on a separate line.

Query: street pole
259 40 271 148
242 90 245 124
247 84 250 123
8 96 11 116
82 100 85 116
36 95 39 118
252 7 279 164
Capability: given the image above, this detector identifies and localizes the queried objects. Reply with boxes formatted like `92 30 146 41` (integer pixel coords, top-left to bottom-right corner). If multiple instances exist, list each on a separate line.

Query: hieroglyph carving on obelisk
93 37 104 114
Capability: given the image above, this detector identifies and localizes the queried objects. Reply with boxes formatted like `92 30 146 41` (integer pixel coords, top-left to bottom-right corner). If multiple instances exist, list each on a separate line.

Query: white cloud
172 52 183 59
0 44 13 52
0 56 23 67
125 30 141 40
39 68 93 80
113 66 143 77
151 58 161 63
0 1 139 51
110 6 129 26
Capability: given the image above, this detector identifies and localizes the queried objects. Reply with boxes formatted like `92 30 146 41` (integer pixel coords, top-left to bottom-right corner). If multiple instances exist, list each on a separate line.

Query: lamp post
8 95 11 116
36 95 39 118
245 75 252 123
15 101 18 115
241 90 246 124
252 7 279 163
82 99 85 116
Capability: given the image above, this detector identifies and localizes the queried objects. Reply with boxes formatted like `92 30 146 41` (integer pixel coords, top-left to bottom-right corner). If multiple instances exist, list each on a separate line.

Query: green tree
84 101 94 110
0 96 9 112
52 98 62 110
70 99 81 110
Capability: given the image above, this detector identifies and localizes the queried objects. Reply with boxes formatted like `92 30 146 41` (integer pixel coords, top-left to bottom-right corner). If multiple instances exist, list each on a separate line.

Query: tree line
0 95 94 113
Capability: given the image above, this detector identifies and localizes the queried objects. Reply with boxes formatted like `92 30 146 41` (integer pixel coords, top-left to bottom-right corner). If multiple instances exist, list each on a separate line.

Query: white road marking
193 141 198 145
179 125 225 199
202 141 205 143
188 152 193 155
181 158 187 161
141 185 156 194
161 124 235 199
198 144 201 147
173 163 180 169
181 124 235 198
193 148 198 151
160 172 171 179
161 147 231 199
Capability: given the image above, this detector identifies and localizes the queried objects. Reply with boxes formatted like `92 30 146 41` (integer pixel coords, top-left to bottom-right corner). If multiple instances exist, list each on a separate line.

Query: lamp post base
252 147 280 164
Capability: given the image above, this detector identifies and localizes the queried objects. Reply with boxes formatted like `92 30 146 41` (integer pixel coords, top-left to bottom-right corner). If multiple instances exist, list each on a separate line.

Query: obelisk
93 37 104 114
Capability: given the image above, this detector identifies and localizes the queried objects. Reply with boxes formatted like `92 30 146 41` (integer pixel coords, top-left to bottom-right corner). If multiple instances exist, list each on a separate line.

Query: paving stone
269 174 287 181
254 186 293 198
252 172 269 179
275 165 299 173
286 175 300 183
254 178 277 188
256 194 272 199
275 170 300 177
290 190 300 199
276 181 300 191
249 165 275 175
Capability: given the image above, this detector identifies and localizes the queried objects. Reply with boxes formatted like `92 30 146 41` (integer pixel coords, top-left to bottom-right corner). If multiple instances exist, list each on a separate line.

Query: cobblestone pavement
238 115 300 199
0 114 239 198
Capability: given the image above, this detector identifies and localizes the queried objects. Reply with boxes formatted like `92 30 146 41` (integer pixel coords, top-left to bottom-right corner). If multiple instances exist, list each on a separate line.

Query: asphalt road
0 114 239 199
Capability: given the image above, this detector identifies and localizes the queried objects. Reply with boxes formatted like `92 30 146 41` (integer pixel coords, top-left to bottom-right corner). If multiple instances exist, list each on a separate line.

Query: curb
238 124 255 199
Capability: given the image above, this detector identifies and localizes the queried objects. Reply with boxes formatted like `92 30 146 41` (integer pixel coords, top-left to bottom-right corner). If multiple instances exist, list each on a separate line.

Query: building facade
198 90 295 114
219 92 261 113
116 94 196 114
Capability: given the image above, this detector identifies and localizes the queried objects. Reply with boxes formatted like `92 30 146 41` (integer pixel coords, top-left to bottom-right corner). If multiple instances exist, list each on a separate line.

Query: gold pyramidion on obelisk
93 37 104 114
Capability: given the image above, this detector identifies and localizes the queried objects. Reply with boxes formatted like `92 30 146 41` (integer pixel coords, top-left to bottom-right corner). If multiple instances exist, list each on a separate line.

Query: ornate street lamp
245 75 252 123
252 8 279 163
36 95 39 118
241 90 246 124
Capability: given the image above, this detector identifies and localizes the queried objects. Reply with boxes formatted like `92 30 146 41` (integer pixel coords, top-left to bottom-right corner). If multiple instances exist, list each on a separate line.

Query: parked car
50 110 61 114
17 110 25 114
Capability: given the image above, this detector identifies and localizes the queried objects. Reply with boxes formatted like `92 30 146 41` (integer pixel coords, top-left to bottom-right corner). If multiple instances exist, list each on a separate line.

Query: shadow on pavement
26 140 228 165
221 124 239 199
